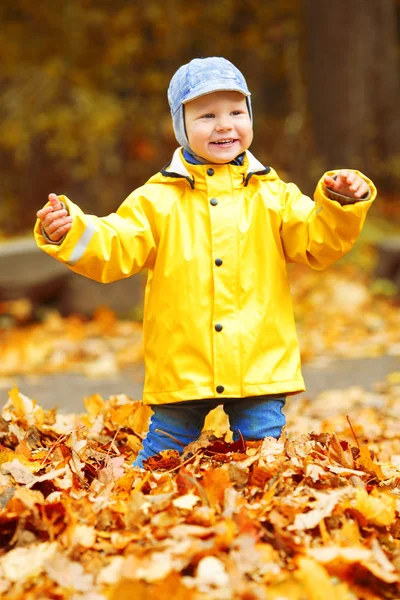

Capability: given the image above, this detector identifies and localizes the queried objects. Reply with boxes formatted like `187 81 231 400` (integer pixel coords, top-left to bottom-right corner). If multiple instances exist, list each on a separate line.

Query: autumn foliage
1 377 400 599
0 262 399 598
2 0 400 235
1 0 400 595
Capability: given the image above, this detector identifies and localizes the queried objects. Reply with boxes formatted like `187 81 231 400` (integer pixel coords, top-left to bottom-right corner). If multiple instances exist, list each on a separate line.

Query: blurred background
0 0 399 412
1 0 400 233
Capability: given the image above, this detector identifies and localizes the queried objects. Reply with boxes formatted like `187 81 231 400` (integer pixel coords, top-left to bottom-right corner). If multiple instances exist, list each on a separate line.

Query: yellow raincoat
34 149 376 404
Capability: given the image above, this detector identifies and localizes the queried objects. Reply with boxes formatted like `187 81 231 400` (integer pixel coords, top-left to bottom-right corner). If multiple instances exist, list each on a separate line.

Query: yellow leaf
8 386 44 427
125 433 142 453
353 488 396 526
266 579 311 600
295 556 352 600
0 450 39 470
357 445 385 480
387 371 400 384
110 403 135 427
129 404 152 435
115 472 136 493
110 572 192 600
334 519 360 545
203 405 230 438
83 393 105 417
0 449 18 467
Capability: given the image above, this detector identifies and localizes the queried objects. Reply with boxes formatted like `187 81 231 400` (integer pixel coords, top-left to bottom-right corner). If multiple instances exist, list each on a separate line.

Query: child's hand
36 194 73 242
324 170 369 200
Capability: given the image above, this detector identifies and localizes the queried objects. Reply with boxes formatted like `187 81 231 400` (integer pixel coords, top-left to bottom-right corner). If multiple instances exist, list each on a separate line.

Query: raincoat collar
161 148 271 188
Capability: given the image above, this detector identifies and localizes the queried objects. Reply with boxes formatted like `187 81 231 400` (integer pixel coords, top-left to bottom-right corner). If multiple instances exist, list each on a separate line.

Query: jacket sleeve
34 192 157 283
279 170 376 269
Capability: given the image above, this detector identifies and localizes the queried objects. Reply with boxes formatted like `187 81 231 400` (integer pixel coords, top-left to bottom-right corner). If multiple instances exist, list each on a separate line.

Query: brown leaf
144 449 181 471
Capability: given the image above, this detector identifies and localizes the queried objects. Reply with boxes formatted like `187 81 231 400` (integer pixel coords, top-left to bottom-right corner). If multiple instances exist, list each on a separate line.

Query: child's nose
215 117 233 131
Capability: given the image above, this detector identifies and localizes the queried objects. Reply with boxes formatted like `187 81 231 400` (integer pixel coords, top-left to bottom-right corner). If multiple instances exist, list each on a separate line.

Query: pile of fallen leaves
0 265 399 381
1 379 400 599
290 265 400 364
0 307 143 379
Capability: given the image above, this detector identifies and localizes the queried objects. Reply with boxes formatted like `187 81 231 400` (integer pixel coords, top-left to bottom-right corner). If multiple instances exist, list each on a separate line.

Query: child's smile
211 138 238 146
184 91 253 164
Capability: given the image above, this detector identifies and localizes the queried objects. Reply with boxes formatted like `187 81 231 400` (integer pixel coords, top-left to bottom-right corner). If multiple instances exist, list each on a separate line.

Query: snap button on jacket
34 149 376 405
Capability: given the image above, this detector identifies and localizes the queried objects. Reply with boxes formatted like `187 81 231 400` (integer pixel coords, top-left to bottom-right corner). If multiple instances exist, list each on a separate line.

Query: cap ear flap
172 104 191 151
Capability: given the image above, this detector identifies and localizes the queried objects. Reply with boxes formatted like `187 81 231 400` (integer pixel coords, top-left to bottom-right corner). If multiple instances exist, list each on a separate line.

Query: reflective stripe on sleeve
67 219 97 266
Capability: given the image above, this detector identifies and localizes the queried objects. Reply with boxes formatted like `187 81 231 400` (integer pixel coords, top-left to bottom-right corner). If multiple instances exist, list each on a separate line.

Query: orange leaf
201 465 231 507
356 445 386 480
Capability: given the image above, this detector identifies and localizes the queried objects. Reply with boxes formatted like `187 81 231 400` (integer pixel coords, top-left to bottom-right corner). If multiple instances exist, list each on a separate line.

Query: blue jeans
133 395 286 468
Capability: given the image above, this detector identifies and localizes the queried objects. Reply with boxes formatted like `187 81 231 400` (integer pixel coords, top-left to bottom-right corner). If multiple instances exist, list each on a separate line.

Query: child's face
184 91 253 163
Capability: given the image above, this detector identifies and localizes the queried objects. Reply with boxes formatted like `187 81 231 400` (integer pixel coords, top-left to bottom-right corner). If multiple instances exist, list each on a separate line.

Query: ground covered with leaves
1 375 400 599
0 263 400 598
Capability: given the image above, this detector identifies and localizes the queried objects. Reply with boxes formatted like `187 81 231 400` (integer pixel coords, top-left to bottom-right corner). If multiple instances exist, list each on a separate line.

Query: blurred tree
0 0 398 235
303 0 400 191
0 0 302 233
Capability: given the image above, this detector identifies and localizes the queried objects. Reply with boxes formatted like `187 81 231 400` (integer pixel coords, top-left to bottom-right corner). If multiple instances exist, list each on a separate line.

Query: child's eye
232 110 244 116
202 113 214 119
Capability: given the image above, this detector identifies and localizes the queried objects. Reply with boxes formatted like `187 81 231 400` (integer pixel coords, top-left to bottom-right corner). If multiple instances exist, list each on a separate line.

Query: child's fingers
37 194 64 221
45 215 72 235
36 205 54 220
323 174 336 188
354 181 368 198
49 221 72 241
37 193 72 242
349 180 362 194
336 170 350 186
347 175 367 196
344 172 358 190
48 193 63 211
39 208 69 229
345 172 361 188
325 171 368 199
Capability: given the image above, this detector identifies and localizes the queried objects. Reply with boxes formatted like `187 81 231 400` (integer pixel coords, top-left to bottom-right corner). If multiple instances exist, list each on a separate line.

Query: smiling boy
35 57 376 468
184 90 253 164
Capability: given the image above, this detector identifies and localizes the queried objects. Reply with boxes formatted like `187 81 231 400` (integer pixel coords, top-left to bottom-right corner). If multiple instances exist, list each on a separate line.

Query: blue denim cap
168 57 252 152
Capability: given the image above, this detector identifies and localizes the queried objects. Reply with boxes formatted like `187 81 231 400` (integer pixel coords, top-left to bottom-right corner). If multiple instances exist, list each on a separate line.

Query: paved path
1 355 398 413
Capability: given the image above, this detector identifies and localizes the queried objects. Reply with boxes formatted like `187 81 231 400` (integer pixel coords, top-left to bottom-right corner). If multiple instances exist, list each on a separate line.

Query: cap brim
182 83 251 105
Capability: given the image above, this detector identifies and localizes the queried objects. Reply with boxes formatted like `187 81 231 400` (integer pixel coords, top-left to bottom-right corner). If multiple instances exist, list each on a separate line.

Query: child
35 57 376 468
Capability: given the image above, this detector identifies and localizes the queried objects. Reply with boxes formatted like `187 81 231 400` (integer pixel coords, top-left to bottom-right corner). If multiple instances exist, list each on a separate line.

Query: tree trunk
303 0 400 189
